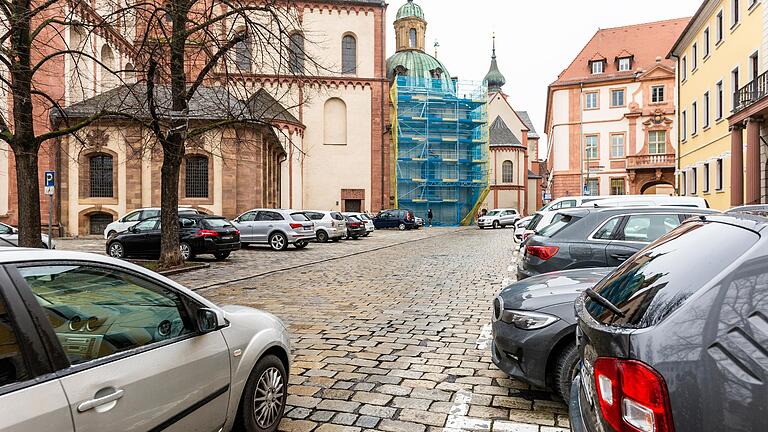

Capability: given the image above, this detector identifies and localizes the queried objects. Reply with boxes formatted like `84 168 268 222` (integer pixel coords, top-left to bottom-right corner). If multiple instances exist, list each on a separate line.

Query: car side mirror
197 308 227 333
11 227 18 234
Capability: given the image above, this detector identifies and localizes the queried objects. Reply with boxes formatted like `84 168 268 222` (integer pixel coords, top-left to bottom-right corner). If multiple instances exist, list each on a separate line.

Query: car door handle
610 253 631 261
77 389 125 412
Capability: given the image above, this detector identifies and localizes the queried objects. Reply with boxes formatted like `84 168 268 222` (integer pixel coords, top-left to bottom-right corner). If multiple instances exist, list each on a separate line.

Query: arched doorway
89 212 114 235
640 181 675 196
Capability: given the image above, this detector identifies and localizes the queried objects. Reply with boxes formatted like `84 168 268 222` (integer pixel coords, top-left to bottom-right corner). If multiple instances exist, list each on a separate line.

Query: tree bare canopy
0 0 129 247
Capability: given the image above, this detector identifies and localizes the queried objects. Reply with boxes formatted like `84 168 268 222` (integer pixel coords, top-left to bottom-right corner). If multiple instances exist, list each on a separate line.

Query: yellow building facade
670 0 765 210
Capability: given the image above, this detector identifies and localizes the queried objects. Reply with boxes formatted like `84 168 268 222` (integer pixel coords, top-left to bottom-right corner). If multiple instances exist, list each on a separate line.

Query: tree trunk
158 144 184 269
14 149 42 248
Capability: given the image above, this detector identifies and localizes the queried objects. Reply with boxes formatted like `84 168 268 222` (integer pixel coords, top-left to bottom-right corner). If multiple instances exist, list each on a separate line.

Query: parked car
303 211 346 243
232 209 314 251
0 248 290 432
570 213 767 432
103 207 199 239
492 267 614 400
415 216 424 228
478 208 520 229
343 212 375 236
518 206 718 280
344 215 367 239
0 222 56 249
524 195 708 242
107 214 241 260
373 209 418 230
728 203 768 215
514 215 534 243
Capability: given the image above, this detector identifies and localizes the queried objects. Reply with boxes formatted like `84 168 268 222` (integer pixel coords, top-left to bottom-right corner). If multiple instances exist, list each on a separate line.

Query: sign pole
44 171 55 249
48 193 53 249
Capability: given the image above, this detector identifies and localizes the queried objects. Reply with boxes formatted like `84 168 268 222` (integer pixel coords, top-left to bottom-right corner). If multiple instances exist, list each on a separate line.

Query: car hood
499 267 614 310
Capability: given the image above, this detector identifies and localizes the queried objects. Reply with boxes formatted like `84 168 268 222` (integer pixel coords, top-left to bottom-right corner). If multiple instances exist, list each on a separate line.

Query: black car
344 216 367 239
518 206 718 280
570 213 768 432
492 267 614 400
372 209 418 230
106 214 240 260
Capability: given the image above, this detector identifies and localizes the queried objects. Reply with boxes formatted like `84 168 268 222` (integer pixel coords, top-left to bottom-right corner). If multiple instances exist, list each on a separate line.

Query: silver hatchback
304 211 347 243
232 209 315 251
0 248 291 432
478 208 520 229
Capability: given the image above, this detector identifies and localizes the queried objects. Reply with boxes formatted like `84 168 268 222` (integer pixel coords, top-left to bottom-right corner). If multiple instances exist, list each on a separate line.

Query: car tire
316 231 329 243
479 226 485 230
214 251 230 260
294 240 309 249
180 242 194 260
269 233 288 251
493 221 500 229
555 342 580 401
398 223 406 231
235 354 287 432
108 241 125 259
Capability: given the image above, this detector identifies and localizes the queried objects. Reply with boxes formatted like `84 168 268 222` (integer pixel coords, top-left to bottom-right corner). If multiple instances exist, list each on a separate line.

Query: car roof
693 212 768 233
556 206 720 217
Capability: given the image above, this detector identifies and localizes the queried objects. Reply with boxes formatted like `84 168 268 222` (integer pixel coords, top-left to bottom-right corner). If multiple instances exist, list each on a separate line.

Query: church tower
484 35 507 94
393 0 427 52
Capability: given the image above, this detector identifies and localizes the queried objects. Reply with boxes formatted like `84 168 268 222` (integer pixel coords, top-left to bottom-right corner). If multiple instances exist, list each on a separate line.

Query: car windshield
291 213 310 222
486 211 501 216
203 218 233 228
586 221 759 328
528 213 544 230
538 214 580 237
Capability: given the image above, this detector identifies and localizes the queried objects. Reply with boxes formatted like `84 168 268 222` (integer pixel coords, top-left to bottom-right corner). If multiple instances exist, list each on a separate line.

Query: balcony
626 153 675 169
734 71 768 114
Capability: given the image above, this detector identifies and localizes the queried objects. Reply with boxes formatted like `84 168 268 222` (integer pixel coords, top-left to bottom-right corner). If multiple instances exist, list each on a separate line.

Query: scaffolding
392 76 489 226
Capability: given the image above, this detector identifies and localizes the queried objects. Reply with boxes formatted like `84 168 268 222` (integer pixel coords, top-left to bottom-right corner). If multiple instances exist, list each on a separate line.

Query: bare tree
117 0 325 269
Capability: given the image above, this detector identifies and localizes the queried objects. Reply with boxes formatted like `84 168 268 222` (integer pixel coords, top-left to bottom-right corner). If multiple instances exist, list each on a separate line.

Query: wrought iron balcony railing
734 71 768 114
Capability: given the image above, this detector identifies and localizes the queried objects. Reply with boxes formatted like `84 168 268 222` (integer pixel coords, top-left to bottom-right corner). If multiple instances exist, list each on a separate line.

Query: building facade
482 39 544 215
545 19 689 200
670 0 766 210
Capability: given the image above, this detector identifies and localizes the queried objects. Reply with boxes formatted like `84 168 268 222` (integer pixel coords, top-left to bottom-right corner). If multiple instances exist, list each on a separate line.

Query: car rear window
291 213 310 222
538 214 581 237
331 212 344 221
203 218 234 228
586 221 759 328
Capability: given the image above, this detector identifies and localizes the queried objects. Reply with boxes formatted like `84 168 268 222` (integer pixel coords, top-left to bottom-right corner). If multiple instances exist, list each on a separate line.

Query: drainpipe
579 82 584 194
671 52 681 195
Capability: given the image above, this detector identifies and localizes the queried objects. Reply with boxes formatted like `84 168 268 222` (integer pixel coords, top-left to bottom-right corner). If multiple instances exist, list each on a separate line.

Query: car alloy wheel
253 367 285 429
180 242 192 260
493 221 500 229
398 223 406 231
294 240 309 249
316 231 329 243
269 233 287 251
108 242 125 258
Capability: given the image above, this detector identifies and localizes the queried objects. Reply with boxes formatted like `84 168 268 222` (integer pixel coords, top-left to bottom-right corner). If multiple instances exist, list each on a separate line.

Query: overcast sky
385 0 702 149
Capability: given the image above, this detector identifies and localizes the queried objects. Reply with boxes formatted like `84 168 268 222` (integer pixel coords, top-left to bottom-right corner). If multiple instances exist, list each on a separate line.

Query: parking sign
44 171 55 196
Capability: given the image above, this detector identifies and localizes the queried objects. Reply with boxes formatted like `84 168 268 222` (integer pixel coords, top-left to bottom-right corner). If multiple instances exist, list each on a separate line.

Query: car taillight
234 229 240 235
290 223 304 229
594 358 674 432
197 229 219 238
525 245 559 260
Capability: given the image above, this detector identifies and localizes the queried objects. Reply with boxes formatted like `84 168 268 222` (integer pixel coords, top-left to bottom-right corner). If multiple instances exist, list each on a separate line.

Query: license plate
304 226 312 231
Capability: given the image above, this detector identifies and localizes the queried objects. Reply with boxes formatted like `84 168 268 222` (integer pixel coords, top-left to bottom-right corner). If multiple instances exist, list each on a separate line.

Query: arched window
89 154 113 197
235 32 251 71
324 98 347 145
342 34 357 74
89 212 114 235
289 33 305 74
69 26 88 102
185 156 209 198
124 62 135 83
502 160 514 183
100 45 116 90
409 28 417 48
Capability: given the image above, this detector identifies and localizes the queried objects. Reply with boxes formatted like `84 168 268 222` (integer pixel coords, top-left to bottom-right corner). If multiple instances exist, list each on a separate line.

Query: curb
193 227 473 292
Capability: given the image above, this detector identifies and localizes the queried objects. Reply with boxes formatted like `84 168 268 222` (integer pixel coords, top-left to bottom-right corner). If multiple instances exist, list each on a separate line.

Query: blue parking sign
45 171 55 187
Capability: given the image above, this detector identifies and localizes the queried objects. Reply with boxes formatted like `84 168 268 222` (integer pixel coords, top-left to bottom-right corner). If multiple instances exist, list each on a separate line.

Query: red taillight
234 229 240 235
197 229 219 238
594 358 674 432
526 245 559 260
289 223 304 229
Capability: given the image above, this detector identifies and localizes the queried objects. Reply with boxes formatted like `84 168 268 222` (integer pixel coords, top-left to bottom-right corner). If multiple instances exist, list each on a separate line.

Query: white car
303 211 347 242
103 207 199 239
0 222 56 248
478 209 520 229
343 212 375 235
514 215 533 243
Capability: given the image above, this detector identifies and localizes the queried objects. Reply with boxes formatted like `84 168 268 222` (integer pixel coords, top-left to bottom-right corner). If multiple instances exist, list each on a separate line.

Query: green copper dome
396 0 425 21
386 50 453 87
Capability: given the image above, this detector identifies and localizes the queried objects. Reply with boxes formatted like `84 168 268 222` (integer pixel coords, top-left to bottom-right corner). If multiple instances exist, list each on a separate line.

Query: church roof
386 50 453 87
396 0 425 20
515 111 539 139
489 116 524 148
246 89 300 125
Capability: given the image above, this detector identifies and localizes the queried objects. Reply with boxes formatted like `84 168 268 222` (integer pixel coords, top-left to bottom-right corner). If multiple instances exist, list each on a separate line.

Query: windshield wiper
585 288 626 318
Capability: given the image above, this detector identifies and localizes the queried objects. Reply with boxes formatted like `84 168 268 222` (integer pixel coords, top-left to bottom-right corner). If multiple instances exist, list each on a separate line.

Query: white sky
385 0 703 150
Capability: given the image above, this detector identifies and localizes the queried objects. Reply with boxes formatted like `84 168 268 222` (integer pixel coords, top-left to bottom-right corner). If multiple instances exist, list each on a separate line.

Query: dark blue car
372 209 418 230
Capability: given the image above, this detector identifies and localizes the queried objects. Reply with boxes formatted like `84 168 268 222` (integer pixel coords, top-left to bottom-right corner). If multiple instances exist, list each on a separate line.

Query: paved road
197 228 569 432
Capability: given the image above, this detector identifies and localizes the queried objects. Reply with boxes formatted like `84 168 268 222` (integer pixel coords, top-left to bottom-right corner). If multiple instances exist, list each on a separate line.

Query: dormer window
591 60 605 74
618 57 632 72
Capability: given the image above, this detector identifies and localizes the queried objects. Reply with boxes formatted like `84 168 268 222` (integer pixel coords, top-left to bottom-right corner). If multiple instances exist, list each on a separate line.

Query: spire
484 33 506 94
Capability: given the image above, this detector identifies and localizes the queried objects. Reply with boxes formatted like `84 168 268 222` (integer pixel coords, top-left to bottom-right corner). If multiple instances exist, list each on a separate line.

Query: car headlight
500 309 558 330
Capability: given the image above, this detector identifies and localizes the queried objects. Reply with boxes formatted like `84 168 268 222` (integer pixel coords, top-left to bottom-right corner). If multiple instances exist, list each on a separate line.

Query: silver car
343 212 375 236
0 248 290 432
0 222 56 248
478 208 520 229
232 209 315 251
304 211 347 242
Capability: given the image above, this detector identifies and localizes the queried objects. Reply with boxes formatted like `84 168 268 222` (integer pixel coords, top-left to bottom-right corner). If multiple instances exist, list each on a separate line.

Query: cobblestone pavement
201 228 570 432
57 227 462 290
